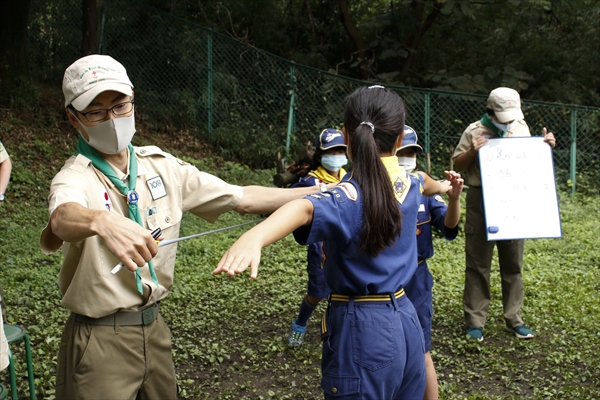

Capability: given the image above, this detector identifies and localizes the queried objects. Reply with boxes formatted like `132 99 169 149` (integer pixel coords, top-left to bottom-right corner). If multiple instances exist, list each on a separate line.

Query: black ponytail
344 86 405 256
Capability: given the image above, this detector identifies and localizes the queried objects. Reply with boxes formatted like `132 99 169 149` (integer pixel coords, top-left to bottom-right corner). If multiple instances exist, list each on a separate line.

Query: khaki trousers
463 187 525 328
56 313 177 400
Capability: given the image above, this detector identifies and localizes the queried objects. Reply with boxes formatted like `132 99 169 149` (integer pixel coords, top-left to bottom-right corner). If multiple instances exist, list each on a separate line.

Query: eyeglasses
74 100 135 122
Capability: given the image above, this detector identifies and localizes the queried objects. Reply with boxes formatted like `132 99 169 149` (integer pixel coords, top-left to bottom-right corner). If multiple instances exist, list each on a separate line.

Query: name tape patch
147 176 167 200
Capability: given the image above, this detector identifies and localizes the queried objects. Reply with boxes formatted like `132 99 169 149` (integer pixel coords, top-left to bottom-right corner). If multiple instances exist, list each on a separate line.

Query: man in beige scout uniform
40 54 329 399
452 87 556 343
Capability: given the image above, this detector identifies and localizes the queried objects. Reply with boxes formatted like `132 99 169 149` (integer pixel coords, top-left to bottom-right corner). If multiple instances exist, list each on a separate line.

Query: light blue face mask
321 154 348 172
491 119 512 134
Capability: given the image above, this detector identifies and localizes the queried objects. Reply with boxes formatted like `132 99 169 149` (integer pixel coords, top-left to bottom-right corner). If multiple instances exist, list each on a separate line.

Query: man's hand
471 132 489 152
542 127 556 148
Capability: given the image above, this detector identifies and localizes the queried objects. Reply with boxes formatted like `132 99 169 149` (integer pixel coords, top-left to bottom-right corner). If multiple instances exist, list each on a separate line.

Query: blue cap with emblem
398 125 423 152
317 128 346 150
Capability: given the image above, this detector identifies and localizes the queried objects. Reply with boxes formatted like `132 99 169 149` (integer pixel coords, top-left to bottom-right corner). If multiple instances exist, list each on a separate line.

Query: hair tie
359 121 375 133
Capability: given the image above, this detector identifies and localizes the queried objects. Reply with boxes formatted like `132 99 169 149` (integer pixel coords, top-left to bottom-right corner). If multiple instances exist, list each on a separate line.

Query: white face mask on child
398 157 417 173
321 155 348 172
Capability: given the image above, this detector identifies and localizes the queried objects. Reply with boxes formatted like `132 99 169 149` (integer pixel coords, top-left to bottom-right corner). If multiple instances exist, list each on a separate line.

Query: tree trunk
304 0 317 38
82 0 99 55
338 0 369 80
0 0 31 107
398 1 441 83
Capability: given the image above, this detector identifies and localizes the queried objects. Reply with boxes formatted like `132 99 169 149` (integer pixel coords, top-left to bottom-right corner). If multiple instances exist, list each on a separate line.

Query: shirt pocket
145 205 182 235
321 374 360 398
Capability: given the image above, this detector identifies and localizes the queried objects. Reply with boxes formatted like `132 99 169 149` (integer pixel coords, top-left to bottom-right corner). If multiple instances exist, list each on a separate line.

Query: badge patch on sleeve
101 188 112 211
337 182 358 201
147 176 167 200
434 195 446 204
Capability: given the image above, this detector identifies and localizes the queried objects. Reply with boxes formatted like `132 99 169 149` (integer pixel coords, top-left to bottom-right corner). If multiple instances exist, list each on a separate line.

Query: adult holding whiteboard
452 88 556 342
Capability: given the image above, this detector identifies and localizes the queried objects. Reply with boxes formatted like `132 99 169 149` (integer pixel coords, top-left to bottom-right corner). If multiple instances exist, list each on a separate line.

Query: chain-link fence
28 0 600 194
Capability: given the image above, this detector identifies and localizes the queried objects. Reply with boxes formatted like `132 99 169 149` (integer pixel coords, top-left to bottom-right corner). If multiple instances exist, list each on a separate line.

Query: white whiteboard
479 137 562 240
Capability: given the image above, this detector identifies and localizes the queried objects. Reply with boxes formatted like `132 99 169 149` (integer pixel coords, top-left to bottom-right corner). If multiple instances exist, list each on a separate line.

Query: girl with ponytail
214 85 462 399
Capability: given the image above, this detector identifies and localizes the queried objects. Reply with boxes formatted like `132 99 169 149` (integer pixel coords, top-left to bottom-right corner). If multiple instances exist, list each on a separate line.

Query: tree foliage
0 0 32 108
135 0 599 106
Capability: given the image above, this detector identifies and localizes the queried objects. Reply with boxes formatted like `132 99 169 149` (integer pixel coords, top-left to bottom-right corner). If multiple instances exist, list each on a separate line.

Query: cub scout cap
63 54 134 110
398 125 423 152
486 87 524 123
317 128 346 150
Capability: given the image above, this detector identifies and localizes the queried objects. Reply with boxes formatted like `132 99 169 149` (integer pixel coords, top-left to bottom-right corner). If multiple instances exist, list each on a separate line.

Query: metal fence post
286 62 296 156
570 109 577 195
424 92 431 175
99 1 107 54
207 30 213 141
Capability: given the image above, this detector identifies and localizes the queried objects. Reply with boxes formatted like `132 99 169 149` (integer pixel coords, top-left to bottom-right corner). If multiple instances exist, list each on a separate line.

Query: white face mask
78 113 136 154
398 156 417 173
321 154 348 172
491 119 512 133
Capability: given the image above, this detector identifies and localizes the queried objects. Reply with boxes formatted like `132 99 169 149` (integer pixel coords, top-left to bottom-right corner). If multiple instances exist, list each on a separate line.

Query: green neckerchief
76 137 159 295
480 113 504 137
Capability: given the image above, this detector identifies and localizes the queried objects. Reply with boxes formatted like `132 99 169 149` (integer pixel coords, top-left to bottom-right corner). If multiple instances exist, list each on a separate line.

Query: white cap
62 55 133 110
486 87 524 122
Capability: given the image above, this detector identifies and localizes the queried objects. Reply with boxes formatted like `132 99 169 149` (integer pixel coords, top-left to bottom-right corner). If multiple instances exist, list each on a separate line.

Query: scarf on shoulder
480 113 504 137
380 156 414 204
308 166 347 184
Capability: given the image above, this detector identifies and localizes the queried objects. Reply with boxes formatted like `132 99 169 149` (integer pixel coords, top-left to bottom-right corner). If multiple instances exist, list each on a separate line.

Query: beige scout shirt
0 142 8 163
40 146 243 318
452 119 530 186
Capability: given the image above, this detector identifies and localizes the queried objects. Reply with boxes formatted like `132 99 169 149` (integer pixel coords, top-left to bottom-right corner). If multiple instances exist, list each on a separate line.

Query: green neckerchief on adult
480 113 505 137
76 136 159 295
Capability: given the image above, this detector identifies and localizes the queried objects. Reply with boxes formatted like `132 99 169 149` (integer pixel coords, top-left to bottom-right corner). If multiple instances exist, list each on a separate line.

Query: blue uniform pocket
351 319 395 371
321 374 360 398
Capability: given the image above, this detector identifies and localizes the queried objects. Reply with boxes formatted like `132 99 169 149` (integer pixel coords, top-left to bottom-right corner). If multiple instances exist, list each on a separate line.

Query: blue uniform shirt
291 167 347 282
294 161 424 295
417 194 459 261
291 173 327 285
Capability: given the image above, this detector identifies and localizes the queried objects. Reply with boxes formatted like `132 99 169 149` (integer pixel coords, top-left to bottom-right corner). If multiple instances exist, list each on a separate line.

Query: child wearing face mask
397 126 463 400
286 128 348 348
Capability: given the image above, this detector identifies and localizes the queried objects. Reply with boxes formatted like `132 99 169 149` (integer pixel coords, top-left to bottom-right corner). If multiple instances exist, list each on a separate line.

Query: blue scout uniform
405 193 458 352
291 166 346 299
294 156 426 400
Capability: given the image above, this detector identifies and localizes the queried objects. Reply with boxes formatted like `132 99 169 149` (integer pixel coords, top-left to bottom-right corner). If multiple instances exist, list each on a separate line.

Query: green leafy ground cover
0 105 599 399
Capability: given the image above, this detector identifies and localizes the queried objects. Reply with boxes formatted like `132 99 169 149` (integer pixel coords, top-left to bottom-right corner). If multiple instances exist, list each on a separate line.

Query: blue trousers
321 294 426 399
405 260 434 352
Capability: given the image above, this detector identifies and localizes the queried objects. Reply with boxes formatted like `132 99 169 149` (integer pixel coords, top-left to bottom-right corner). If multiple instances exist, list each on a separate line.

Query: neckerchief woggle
76 137 159 295
480 113 505 137
308 166 347 184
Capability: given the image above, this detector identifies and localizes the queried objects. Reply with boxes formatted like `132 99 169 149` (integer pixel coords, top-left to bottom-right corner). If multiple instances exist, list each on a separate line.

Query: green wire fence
28 0 600 194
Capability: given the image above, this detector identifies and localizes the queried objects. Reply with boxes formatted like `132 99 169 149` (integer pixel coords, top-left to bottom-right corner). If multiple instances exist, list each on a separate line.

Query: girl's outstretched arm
213 198 314 279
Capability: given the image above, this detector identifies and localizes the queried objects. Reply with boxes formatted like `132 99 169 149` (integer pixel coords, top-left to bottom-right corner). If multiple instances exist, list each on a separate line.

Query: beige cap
63 54 133 110
486 87 524 122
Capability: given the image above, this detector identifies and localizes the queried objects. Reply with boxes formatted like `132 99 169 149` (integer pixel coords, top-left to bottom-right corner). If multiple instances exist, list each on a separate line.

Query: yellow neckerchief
308 166 347 184
380 155 412 204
